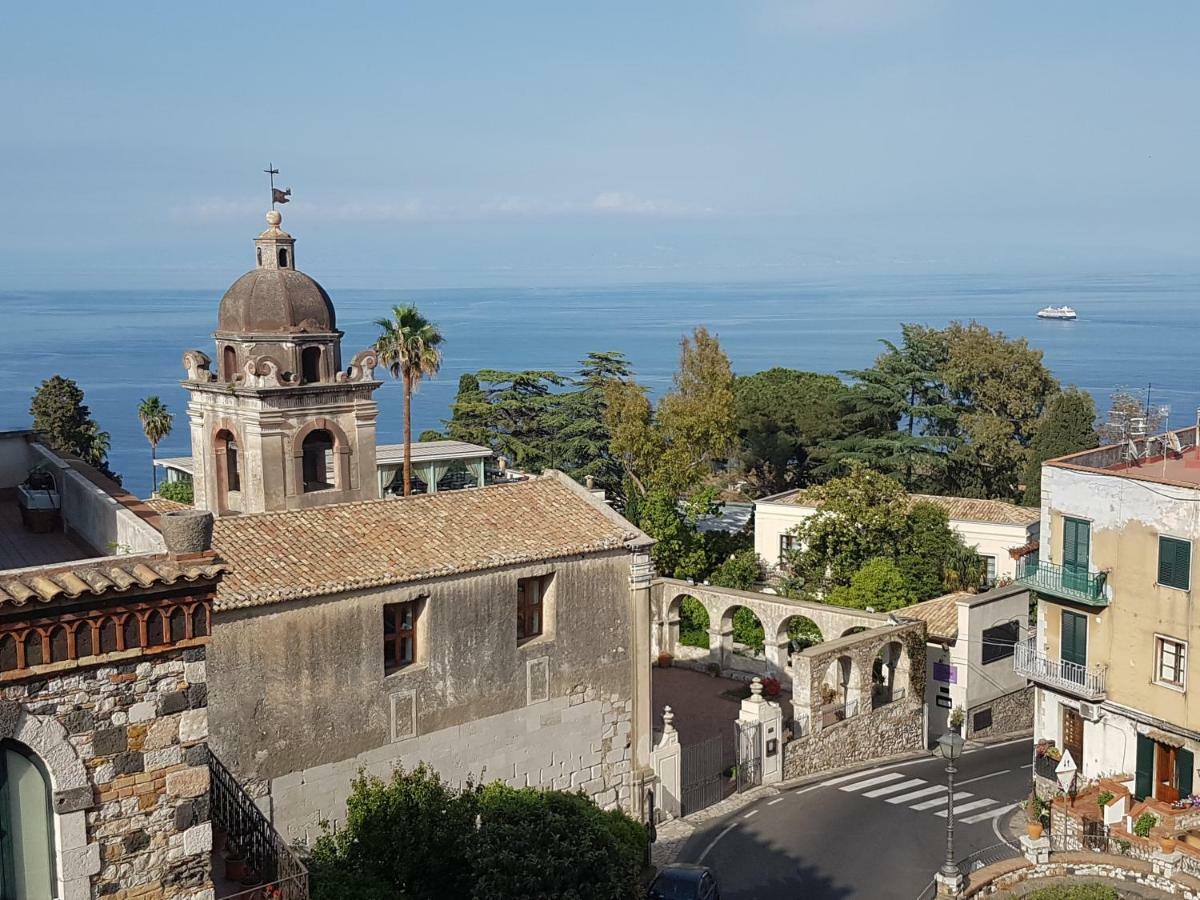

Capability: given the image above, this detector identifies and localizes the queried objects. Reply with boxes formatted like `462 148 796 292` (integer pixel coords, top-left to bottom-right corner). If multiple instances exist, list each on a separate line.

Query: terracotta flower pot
224 855 247 883
1027 822 1044 839
1161 836 1178 853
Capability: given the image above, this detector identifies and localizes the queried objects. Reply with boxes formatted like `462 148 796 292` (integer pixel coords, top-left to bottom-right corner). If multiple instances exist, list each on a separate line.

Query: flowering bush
760 677 781 699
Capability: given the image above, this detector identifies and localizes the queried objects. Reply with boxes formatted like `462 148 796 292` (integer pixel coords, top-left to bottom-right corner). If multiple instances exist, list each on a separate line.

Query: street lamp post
935 730 966 897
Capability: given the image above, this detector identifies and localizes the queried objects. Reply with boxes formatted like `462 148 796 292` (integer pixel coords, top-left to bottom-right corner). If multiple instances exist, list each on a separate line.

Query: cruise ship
1037 305 1077 320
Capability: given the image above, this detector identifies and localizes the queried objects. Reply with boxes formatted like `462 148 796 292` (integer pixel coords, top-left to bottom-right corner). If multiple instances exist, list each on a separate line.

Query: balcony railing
1016 558 1108 607
1013 637 1106 700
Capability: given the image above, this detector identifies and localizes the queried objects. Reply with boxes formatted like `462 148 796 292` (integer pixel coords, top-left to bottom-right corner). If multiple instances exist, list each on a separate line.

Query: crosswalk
834 771 1014 824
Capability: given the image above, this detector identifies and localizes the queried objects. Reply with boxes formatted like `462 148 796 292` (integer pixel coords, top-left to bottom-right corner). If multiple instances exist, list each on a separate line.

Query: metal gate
736 721 762 793
680 734 736 816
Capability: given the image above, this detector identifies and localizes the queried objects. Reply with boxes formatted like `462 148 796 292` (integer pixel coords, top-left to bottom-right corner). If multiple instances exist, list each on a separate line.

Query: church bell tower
181 206 381 516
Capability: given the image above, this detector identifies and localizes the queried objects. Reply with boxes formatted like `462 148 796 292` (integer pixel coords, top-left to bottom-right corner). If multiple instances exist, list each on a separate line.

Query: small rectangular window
779 533 797 562
979 555 997 587
982 620 1020 665
973 707 993 732
517 575 548 642
1158 536 1191 591
384 601 418 674
1155 636 1187 688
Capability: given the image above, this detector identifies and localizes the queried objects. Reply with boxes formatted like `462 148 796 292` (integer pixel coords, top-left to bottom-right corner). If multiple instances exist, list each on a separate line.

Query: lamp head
937 730 966 761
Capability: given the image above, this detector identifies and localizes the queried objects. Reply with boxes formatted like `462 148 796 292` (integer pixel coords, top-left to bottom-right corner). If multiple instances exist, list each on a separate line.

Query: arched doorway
213 429 240 513
0 740 57 898
665 595 710 653
872 641 908 709
302 430 335 491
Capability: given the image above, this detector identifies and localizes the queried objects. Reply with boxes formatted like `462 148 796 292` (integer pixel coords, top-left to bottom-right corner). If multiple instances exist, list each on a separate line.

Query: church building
182 209 656 842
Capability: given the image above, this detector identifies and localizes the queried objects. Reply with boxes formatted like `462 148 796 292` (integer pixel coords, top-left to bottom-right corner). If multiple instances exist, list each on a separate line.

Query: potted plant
761 676 781 700
1133 811 1157 839
1025 791 1044 839
819 684 838 706
1096 790 1115 813
949 706 965 734
657 651 673 669
1161 833 1179 854
224 841 248 883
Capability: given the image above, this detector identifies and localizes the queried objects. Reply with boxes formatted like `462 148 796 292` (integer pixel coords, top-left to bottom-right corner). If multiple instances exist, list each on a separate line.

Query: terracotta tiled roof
211 472 648 610
775 490 1038 527
894 591 973 643
144 498 190 514
0 554 228 608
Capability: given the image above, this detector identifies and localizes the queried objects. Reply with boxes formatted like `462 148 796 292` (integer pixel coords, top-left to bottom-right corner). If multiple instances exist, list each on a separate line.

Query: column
739 677 783 786
652 706 683 819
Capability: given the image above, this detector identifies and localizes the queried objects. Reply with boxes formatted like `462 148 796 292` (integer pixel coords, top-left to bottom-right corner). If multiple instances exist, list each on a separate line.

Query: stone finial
662 705 675 733
265 209 282 228
749 677 764 700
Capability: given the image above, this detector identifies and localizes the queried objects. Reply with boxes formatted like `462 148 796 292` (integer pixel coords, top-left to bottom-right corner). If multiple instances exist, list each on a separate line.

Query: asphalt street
678 739 1032 900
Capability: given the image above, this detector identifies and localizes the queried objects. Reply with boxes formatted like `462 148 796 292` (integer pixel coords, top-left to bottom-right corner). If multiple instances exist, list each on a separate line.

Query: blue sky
2 1 1198 288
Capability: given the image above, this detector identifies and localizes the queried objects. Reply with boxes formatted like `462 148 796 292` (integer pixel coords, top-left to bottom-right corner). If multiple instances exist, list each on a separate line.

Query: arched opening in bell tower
214 429 241 511
301 347 322 384
222 346 238 382
302 430 335 492
278 248 289 268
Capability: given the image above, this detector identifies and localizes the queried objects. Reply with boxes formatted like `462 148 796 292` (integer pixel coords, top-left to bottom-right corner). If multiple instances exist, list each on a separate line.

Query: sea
2 272 1199 499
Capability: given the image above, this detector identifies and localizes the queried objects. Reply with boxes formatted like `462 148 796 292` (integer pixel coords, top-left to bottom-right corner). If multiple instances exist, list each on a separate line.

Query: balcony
1014 638 1106 701
1015 558 1108 607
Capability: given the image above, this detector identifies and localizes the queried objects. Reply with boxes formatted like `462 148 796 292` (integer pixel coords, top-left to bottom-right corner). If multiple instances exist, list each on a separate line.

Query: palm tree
374 305 444 496
137 396 173 493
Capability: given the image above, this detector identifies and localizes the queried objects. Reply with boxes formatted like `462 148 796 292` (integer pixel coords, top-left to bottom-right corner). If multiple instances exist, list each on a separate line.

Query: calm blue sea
2 273 1198 499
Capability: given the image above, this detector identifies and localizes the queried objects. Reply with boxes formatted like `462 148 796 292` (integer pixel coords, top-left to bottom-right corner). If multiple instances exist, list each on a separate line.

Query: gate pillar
651 706 682 819
738 677 783 785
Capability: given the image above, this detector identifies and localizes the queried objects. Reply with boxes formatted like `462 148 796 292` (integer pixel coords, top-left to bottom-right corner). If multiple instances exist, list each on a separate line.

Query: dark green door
1061 611 1087 684
1062 517 1090 592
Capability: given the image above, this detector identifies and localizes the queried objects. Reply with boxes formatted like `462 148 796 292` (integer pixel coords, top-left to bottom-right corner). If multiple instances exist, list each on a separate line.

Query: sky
2 1 1199 289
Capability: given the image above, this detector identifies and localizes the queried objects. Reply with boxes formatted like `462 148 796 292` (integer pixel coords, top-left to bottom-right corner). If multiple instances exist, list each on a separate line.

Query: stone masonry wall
268 682 633 844
782 698 925 780
1 648 211 900
967 685 1033 741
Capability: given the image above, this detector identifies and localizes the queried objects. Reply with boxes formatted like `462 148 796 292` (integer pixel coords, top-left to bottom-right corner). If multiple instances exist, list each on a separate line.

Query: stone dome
217 268 337 335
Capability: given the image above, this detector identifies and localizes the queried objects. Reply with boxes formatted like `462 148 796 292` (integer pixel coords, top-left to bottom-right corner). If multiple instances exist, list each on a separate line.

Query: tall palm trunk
151 445 158 492
403 372 413 496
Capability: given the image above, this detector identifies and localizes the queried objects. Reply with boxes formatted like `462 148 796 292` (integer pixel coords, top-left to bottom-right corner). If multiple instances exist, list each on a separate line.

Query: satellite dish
1169 432 1183 453
1126 440 1140 460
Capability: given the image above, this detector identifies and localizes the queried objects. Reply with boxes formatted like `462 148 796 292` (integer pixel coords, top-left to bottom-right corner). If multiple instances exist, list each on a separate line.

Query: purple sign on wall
933 662 957 684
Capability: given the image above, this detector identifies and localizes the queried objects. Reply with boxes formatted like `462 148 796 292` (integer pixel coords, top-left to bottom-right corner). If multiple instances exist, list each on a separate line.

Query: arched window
256 247 263 267
302 430 335 492
301 347 322 384
214 429 240 504
277 248 289 268
0 741 58 898
222 346 237 382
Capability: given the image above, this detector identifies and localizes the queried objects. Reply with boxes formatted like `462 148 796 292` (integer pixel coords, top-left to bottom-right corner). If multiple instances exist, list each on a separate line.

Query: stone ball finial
662 705 675 732
265 209 282 227
750 676 764 698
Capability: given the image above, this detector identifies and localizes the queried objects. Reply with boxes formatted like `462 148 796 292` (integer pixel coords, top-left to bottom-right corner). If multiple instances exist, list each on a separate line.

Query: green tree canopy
734 368 852 496
30 376 120 482
308 765 648 900
1022 387 1098 505
782 464 982 602
826 557 917 612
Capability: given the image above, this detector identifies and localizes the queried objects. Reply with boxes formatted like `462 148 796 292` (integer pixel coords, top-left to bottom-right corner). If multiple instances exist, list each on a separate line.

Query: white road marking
910 791 971 811
1019 763 1033 769
862 778 926 798
743 809 758 819
886 785 944 805
958 769 1010 786
767 797 784 806
696 822 738 865
964 802 1016 825
839 772 906 792
822 768 887 787
935 798 998 818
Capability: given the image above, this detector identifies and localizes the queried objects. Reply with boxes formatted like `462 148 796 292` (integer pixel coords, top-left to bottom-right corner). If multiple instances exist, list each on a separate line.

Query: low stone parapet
962 851 1200 898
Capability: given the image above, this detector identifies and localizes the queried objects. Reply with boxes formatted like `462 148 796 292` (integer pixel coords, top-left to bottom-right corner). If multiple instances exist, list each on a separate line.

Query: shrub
158 480 194 504
760 676 781 699
679 597 710 648
1019 884 1118 900
1133 811 1157 838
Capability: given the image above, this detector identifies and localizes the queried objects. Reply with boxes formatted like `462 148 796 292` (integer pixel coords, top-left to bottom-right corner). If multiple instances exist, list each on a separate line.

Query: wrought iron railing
820 699 858 728
1014 637 1106 700
1016 558 1108 606
209 748 308 900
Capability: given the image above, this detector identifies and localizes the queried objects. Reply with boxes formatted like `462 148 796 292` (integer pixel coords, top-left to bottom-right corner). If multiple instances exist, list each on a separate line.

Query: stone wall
268 684 633 843
1 648 211 900
964 853 1200 898
782 696 925 780
966 685 1033 740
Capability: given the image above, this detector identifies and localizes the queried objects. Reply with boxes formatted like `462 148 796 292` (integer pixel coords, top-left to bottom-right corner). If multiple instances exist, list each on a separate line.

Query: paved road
679 739 1031 900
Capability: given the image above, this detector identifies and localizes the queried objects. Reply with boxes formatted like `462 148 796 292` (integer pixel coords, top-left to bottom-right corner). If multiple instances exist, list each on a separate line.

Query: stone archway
871 640 910 708
663 594 711 657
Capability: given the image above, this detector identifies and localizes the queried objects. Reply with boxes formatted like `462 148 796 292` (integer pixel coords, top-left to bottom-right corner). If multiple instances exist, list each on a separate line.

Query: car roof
657 864 709 883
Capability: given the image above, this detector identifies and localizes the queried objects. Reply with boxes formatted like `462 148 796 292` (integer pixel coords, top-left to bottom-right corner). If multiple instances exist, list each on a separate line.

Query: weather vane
264 164 291 207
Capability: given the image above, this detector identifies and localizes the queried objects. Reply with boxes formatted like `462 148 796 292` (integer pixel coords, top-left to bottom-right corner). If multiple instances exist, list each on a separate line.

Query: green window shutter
1159 537 1192 590
1135 734 1154 800
1178 748 1194 798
